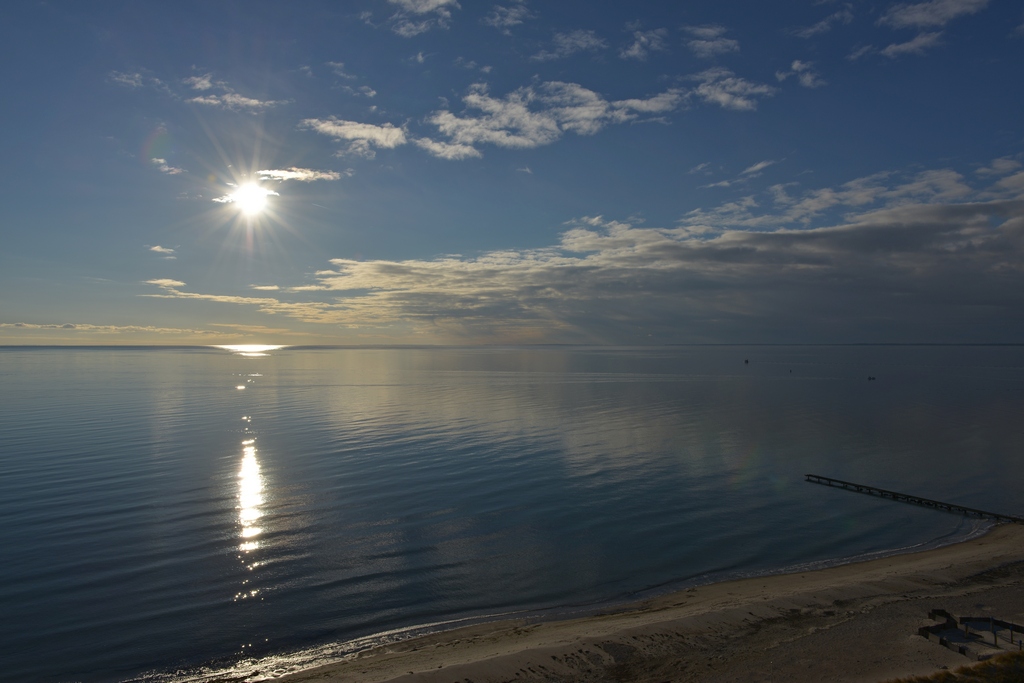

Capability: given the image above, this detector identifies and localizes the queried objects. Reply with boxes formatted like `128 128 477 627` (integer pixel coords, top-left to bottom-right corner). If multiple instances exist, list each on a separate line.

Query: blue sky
1 0 1022 344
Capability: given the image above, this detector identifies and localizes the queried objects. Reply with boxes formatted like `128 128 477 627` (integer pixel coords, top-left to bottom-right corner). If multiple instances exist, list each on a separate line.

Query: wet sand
265 523 1024 683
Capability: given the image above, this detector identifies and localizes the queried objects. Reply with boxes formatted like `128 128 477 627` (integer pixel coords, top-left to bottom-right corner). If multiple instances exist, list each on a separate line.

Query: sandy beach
258 523 1024 683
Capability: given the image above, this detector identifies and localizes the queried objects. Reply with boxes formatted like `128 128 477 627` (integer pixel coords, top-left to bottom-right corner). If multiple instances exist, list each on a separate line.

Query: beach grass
885 651 1024 682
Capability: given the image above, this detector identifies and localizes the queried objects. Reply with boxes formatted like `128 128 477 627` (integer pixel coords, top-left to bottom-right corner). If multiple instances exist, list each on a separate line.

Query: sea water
1 345 1022 682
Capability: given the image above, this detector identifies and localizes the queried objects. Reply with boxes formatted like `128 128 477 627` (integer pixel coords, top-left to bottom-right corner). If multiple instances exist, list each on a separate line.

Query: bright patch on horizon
218 344 287 357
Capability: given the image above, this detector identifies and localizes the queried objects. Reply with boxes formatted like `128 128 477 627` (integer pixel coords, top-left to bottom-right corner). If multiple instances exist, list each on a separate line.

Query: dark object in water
744 359 749 364
868 376 876 381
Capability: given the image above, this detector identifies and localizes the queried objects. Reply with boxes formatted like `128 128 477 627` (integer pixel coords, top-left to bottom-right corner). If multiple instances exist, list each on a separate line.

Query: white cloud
251 285 280 291
390 0 457 12
683 25 740 59
531 30 607 61
454 57 492 73
415 77 698 159
879 0 989 28
325 62 357 79
775 60 827 88
180 72 287 110
146 278 187 288
881 31 943 57
256 167 349 182
975 157 1022 177
149 246 176 260
183 73 215 90
619 28 668 61
484 2 531 33
340 84 377 98
742 160 776 175
795 9 854 38
288 285 330 292
847 45 876 60
890 169 974 200
387 0 460 36
698 160 777 188
300 117 408 158
414 137 484 160
188 92 287 110
109 71 144 88
689 68 777 111
612 89 685 115
685 168 975 228
109 70 174 96
700 178 741 189
517 166 532 174
150 158 184 175
142 279 350 325
426 81 684 152
429 85 560 149
986 171 1024 197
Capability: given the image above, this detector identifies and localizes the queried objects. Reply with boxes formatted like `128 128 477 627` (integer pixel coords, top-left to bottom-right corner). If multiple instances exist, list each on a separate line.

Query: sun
206 169 290 253
231 183 272 216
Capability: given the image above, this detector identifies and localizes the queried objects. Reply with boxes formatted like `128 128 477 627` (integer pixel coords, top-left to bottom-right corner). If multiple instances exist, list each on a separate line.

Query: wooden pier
804 474 1024 524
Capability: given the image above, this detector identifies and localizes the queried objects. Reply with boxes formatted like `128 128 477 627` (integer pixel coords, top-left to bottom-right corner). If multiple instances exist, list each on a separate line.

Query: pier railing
804 474 1024 524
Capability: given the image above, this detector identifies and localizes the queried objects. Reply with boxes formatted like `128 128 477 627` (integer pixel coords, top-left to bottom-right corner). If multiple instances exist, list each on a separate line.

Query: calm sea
1 345 1022 682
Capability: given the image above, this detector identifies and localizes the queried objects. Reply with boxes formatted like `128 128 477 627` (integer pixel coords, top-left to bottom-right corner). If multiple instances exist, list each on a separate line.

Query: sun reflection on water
238 439 264 551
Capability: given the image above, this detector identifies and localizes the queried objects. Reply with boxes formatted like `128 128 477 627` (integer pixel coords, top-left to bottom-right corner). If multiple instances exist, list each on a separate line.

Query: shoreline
218 521 1024 683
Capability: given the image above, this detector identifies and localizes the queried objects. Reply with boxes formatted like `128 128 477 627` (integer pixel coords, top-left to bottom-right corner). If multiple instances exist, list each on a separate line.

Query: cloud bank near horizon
135 163 1024 344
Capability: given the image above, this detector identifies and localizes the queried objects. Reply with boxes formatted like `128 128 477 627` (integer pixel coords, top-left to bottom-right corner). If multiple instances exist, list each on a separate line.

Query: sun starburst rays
200 160 298 261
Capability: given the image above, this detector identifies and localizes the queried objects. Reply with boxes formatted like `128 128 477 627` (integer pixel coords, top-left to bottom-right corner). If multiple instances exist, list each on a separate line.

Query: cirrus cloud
879 0 989 28
683 25 740 59
424 81 684 156
531 29 607 61
881 31 943 57
775 60 827 88
188 92 287 111
387 0 460 36
300 118 408 158
689 68 777 110
484 2 531 34
619 28 668 61
256 167 350 182
150 158 184 175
